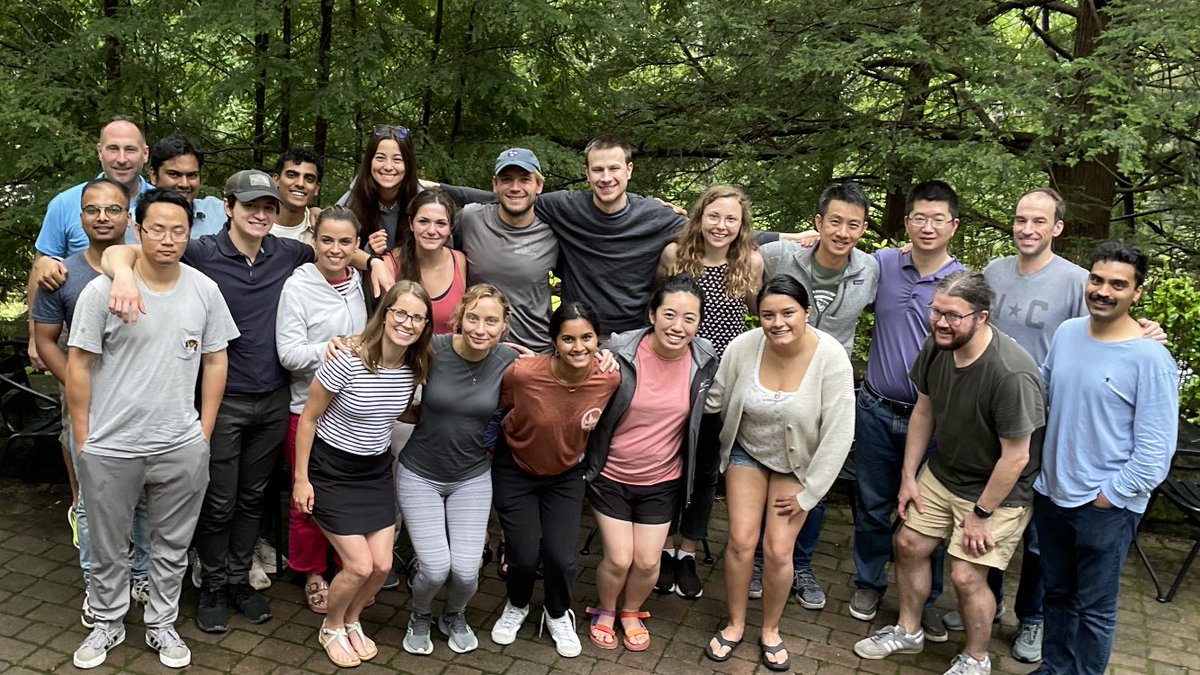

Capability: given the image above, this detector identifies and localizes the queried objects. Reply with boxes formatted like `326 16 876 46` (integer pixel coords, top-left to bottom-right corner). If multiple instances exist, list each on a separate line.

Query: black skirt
310 436 395 536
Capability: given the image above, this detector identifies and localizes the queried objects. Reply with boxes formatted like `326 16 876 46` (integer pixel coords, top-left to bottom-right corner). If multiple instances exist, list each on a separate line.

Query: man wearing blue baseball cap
453 148 558 352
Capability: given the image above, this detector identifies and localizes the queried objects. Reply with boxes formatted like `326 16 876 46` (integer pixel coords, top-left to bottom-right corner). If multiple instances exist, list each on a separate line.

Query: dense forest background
0 0 1197 412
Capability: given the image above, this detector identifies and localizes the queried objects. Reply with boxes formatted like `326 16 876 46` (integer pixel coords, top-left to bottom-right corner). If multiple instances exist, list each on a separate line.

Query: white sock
662 548 675 557
677 550 695 560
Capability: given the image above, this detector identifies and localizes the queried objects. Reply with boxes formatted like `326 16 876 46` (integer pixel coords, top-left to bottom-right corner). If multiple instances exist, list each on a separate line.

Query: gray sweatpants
396 464 491 615
78 440 209 628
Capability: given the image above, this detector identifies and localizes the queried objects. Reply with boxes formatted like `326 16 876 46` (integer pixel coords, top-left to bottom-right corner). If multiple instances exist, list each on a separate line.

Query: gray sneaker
792 569 826 609
854 624 924 660
922 607 949 643
748 564 763 599
403 613 434 655
943 604 1006 632
944 652 992 674
81 588 98 629
145 626 191 668
73 622 126 669
438 611 479 653
1011 622 1043 663
849 588 881 621
130 578 150 605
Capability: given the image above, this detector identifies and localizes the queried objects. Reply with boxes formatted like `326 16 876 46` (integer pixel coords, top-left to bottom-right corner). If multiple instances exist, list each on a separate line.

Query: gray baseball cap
224 169 281 202
494 148 541 175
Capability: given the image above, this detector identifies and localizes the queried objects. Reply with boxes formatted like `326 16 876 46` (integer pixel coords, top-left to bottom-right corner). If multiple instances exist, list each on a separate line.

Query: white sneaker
944 652 991 675
130 578 150 605
248 557 271 591
74 622 125 669
540 608 582 657
146 626 191 668
81 588 98 628
490 600 529 645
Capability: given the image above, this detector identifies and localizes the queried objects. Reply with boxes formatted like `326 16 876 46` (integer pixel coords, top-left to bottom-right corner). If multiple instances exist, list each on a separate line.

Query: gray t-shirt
983 254 1087 366
455 203 558 352
910 328 1045 506
30 253 101 328
399 334 519 482
68 266 240 458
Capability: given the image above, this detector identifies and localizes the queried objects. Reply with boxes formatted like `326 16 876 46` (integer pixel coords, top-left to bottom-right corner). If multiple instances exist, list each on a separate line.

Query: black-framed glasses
83 204 125 218
374 125 410 140
387 308 427 326
928 305 978 327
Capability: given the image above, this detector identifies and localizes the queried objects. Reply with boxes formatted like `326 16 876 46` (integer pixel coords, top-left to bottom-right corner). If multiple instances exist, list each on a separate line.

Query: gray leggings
396 464 492 615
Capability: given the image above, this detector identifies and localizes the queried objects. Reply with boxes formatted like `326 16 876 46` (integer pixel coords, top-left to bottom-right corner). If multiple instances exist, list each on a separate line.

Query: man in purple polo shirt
849 180 966 642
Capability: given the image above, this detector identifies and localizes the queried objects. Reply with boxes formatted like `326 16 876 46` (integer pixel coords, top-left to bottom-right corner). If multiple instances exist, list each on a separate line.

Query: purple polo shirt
182 229 314 395
864 248 966 403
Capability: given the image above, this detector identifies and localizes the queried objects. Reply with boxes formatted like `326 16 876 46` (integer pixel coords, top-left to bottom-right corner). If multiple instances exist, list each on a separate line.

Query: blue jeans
68 425 150 586
981 519 1044 623
1034 492 1140 675
852 387 944 604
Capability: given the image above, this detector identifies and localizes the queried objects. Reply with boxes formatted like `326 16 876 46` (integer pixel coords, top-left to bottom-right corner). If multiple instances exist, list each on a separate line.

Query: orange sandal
620 609 651 652
585 607 618 650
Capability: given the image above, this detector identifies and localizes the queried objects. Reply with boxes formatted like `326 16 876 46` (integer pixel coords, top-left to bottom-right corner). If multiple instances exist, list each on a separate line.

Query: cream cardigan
705 328 855 511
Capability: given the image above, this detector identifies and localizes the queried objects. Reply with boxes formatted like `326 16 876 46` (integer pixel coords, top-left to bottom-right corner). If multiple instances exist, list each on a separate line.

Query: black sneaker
195 586 229 633
654 551 676 594
227 582 272 624
674 555 703 599
382 553 401 590
406 556 420 591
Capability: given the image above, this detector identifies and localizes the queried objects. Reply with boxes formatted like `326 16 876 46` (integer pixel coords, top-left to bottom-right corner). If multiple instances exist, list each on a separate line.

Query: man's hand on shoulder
33 256 68 291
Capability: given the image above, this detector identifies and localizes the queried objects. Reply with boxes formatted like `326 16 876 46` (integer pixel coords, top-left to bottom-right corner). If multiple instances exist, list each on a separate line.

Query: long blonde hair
356 280 434 383
670 185 757 298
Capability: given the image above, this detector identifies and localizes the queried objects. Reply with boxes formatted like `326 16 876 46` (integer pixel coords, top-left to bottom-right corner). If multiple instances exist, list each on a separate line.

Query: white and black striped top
315 350 416 456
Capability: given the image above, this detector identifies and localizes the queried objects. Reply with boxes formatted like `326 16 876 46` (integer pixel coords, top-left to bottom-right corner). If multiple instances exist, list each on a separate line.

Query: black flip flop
760 640 790 672
704 629 742 662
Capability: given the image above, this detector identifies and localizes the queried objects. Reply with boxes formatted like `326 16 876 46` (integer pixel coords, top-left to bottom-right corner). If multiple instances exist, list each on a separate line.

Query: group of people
25 117 1179 675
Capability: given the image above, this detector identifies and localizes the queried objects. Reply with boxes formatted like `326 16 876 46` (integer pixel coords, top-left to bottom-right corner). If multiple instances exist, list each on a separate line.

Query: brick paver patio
0 478 1196 674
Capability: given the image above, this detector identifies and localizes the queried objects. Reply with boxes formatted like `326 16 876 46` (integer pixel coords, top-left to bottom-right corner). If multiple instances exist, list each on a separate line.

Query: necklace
552 356 590 393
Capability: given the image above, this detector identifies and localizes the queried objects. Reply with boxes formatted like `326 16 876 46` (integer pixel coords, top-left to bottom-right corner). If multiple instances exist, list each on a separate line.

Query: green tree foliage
1 2 1197 331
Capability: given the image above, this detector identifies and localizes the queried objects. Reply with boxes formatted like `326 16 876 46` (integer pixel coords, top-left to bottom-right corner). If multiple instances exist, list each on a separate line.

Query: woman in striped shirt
292 280 434 668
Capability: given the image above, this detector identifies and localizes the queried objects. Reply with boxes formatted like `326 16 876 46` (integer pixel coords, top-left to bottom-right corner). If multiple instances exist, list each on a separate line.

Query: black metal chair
1135 419 1200 603
0 340 65 484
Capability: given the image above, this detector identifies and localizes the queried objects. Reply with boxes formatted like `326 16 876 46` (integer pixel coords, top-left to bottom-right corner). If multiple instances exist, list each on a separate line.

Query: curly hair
669 185 757 299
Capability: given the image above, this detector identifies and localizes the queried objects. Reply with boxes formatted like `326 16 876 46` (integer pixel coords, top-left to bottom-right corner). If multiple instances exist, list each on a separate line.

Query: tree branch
1020 11 1075 60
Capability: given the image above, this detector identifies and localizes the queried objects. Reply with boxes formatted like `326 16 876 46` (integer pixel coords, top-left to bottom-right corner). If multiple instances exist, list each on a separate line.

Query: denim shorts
728 441 776 472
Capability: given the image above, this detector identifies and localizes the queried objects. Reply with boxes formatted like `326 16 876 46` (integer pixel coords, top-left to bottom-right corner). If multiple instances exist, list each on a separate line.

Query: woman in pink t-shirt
582 275 719 652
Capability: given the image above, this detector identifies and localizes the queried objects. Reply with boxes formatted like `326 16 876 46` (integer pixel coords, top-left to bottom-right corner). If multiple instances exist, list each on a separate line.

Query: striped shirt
315 350 416 456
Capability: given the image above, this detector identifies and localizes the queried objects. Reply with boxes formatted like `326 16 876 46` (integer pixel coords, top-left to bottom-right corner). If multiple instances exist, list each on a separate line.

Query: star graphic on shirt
1008 303 1023 318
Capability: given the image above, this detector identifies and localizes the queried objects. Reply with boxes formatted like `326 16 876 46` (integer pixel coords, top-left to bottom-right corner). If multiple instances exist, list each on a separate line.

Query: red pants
286 415 331 574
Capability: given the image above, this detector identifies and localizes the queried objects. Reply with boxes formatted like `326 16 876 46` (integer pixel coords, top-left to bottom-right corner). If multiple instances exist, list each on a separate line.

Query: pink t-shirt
602 337 690 486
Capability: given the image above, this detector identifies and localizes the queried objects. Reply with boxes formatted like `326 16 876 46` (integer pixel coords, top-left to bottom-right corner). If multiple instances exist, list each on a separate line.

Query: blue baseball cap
494 148 541 175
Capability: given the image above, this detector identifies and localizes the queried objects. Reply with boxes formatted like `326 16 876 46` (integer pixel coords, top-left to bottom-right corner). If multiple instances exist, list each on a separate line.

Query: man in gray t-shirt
66 189 238 670
454 148 559 352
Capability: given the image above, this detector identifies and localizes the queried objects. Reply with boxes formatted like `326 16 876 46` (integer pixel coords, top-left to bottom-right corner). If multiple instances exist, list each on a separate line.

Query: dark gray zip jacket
585 328 719 508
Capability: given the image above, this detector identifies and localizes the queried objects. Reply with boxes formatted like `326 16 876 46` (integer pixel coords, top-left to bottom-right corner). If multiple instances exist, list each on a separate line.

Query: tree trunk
253 30 269 168
879 63 932 239
279 0 292 152
450 0 478 142
350 0 363 158
314 0 334 156
421 0 445 131
1048 0 1116 249
103 0 120 88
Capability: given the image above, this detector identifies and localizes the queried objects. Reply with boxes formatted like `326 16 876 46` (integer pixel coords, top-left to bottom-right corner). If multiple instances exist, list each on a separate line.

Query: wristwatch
973 503 993 519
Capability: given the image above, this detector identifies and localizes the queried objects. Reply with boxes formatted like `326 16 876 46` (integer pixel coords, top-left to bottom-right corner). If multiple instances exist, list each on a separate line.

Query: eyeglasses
703 212 740 227
928 305 978 327
139 225 189 242
908 215 955 230
374 125 410 140
83 204 125 218
387 308 427 326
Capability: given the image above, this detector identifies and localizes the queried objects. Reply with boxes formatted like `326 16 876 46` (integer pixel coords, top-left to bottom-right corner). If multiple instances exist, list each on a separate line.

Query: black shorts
587 474 683 525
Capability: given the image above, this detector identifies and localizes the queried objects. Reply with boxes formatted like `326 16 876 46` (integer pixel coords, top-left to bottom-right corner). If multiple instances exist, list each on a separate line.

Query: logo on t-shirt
184 339 199 354
581 407 603 431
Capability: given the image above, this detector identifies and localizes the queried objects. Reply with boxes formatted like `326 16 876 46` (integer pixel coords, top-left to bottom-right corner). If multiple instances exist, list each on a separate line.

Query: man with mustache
854 270 1044 675
1031 241 1177 675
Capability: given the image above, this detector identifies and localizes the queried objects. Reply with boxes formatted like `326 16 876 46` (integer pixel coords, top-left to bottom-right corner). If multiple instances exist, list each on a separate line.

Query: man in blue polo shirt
850 180 966 643
102 169 394 635
27 117 151 369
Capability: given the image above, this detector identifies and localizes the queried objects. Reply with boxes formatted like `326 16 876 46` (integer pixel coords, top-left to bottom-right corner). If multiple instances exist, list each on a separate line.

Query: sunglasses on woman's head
374 125 410 139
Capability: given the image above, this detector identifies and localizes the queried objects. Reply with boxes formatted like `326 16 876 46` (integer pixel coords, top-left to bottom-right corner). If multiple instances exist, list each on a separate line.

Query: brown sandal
305 579 329 615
